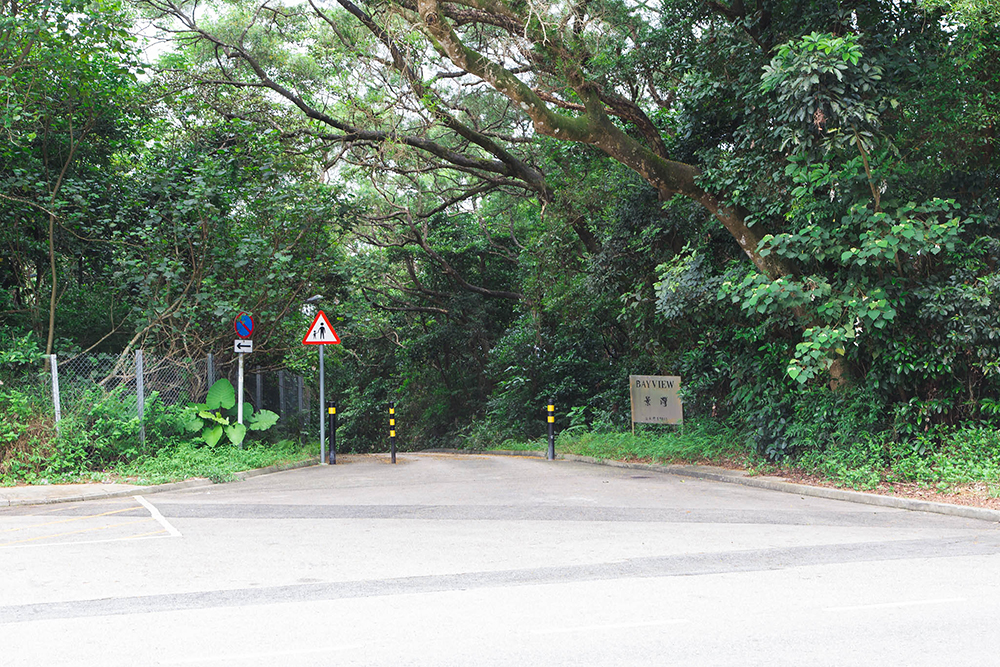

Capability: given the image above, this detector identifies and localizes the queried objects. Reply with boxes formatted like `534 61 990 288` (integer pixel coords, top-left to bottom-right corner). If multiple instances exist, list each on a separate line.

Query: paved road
2 453 998 665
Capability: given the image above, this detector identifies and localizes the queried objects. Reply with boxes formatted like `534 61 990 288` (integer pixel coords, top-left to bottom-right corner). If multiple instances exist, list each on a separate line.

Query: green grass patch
111 439 313 485
465 420 749 465
463 420 1000 497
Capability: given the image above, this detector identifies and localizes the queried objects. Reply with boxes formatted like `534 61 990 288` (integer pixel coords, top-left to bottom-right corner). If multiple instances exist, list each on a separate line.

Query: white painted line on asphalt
161 644 366 664
134 495 181 538
1 534 173 549
531 619 688 635
825 597 966 612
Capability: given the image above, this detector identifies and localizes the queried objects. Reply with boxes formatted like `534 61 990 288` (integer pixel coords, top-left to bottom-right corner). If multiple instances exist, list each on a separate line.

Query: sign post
303 310 341 463
234 313 255 428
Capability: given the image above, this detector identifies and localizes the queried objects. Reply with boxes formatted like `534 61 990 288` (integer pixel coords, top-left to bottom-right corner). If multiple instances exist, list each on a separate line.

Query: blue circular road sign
235 312 254 338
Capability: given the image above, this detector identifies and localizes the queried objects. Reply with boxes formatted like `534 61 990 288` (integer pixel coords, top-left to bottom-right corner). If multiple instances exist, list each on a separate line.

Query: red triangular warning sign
302 310 341 345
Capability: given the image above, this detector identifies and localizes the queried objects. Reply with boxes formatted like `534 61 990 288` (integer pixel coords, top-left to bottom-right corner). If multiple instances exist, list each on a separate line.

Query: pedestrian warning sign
303 310 341 345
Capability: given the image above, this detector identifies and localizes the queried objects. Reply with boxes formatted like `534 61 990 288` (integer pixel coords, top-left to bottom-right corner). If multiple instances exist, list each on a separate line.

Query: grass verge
463 420 1000 509
106 439 314 486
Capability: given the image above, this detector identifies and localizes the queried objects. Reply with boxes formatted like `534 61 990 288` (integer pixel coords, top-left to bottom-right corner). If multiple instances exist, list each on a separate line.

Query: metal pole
50 354 61 428
237 352 245 428
389 403 396 464
136 350 145 448
319 345 326 464
547 398 555 460
327 401 337 464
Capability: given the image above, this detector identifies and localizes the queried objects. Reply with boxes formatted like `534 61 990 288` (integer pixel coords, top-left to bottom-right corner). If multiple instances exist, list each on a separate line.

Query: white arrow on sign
234 339 253 354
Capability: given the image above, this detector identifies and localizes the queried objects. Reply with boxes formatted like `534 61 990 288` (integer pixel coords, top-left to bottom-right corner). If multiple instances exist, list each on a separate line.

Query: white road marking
825 597 966 612
531 619 688 635
134 495 181 538
0 533 173 549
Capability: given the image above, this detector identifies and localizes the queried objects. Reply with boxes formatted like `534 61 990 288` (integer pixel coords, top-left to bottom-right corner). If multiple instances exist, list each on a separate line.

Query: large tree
139 0 999 394
1 0 143 353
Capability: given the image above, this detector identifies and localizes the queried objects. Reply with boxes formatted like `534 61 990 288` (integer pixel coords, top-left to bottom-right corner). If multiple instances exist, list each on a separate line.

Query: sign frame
629 375 683 433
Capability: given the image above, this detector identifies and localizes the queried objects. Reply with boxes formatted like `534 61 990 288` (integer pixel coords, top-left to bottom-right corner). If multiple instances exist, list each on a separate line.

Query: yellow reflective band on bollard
389 408 395 415
548 416 555 423
548 405 554 411
328 407 335 414
390 419 395 426
390 430 396 438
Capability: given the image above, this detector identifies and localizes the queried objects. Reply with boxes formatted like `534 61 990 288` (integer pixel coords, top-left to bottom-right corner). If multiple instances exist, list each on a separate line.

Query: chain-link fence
42 351 312 440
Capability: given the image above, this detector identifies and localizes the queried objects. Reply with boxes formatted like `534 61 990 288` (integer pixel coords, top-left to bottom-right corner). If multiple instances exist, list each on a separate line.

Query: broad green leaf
248 409 279 431
206 379 236 410
202 424 224 447
226 423 247 447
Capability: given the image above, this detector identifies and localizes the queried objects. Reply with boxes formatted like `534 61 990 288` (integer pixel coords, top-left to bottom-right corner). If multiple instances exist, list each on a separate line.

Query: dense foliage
2 0 1000 480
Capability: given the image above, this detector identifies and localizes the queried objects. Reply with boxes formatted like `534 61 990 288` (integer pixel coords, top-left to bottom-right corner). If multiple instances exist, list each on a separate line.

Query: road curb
434 448 1000 523
2 458 320 508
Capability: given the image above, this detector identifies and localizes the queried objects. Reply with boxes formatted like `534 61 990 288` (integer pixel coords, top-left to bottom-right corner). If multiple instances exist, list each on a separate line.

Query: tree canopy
2 0 999 456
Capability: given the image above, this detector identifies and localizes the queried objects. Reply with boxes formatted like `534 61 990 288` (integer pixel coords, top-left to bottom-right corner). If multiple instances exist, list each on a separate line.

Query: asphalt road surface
2 453 999 666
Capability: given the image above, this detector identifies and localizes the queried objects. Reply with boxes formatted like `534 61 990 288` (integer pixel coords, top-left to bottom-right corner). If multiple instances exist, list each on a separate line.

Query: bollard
547 399 555 460
389 403 397 464
327 401 337 465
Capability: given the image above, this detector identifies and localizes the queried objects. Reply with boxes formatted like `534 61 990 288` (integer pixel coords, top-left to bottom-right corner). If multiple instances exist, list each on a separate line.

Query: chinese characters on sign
629 375 683 425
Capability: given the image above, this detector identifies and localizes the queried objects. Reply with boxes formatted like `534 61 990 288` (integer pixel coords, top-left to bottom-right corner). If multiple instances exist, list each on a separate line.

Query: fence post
255 369 263 411
49 354 62 430
207 353 215 390
278 370 286 417
297 376 304 416
136 350 146 447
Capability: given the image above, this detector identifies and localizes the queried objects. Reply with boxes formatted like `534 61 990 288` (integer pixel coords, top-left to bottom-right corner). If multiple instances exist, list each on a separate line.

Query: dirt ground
773 467 1000 510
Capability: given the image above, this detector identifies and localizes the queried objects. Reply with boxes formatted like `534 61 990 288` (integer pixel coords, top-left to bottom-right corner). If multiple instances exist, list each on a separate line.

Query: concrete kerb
1 458 320 508
432 448 1000 524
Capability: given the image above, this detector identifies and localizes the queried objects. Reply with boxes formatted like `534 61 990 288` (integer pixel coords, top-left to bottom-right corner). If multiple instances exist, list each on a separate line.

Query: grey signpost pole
319 345 326 464
136 350 145 448
233 313 255 432
237 352 245 427
303 303 337 465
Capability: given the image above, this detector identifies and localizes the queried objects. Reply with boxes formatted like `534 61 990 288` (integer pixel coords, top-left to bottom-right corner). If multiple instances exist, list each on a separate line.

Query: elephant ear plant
181 379 279 447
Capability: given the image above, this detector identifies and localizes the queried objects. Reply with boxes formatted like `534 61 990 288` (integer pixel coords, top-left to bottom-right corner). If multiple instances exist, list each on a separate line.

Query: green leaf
206 379 236 410
226 423 247 447
202 424 224 447
247 409 279 431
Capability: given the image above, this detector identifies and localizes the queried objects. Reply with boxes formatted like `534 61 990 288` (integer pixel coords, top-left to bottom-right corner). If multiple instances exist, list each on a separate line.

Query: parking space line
0 518 155 546
1 505 138 534
127 529 171 539
135 495 181 537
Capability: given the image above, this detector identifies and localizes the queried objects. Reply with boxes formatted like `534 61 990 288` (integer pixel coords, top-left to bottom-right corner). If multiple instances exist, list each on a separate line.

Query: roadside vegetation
0 375 310 487
3 1 1000 496
467 423 1000 505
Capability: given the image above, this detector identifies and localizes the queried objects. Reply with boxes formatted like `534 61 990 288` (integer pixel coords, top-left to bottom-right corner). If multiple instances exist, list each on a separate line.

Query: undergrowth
112 438 311 485
464 418 1000 496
